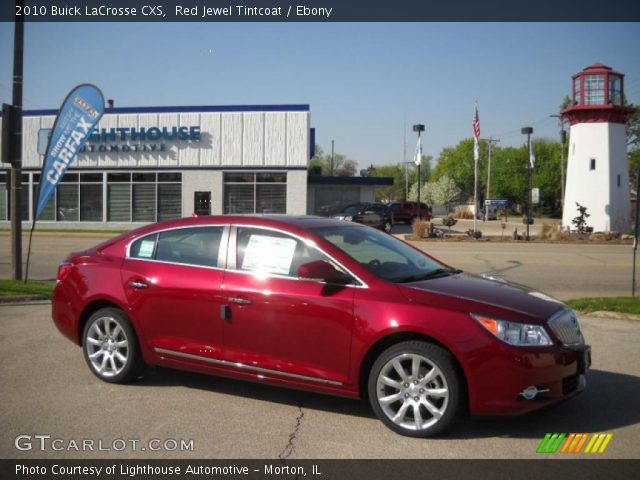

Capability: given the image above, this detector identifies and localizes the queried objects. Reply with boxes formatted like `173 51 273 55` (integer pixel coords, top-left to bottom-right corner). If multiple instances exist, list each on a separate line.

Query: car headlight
344 215 353 221
472 314 552 346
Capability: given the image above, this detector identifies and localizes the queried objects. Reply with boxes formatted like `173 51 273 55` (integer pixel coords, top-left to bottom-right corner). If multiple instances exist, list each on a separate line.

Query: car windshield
312 225 458 283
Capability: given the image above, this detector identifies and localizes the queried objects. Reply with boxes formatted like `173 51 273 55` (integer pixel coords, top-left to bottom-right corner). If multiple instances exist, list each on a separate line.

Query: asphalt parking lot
0 302 639 459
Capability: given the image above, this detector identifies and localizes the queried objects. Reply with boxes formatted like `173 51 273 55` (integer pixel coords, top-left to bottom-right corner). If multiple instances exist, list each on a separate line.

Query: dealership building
0 104 390 228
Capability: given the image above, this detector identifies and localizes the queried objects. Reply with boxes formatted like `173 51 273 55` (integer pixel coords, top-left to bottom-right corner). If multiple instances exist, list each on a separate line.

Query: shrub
412 219 430 238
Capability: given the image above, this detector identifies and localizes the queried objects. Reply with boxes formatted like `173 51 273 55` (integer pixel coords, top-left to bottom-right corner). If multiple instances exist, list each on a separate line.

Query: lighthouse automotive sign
35 84 105 220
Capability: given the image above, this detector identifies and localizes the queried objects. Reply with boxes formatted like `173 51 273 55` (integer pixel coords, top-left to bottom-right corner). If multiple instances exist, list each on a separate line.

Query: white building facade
562 64 633 233
0 104 311 229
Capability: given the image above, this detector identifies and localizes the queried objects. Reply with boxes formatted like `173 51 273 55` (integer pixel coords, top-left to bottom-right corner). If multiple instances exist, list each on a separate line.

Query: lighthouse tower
562 63 633 233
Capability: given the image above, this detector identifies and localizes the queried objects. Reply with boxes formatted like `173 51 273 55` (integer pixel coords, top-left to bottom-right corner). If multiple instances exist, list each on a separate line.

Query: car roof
132 214 358 234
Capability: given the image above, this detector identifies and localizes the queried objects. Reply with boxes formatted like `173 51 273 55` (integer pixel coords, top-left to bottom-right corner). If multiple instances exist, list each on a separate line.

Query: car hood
398 272 566 322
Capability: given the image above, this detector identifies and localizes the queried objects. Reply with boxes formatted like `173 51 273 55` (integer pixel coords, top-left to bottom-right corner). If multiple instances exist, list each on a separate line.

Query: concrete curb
0 295 50 304
579 310 640 321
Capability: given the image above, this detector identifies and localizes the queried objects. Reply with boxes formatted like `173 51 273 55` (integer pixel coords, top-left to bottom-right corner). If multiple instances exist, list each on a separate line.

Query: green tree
410 175 461 211
531 139 563 215
308 145 358 177
431 138 492 201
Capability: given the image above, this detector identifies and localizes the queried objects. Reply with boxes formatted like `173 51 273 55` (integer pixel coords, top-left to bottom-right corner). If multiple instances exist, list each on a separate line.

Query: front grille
562 374 579 395
548 309 583 346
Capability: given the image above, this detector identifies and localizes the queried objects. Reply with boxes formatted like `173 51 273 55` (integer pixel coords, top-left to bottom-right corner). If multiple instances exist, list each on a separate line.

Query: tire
82 307 144 383
383 220 393 233
368 341 462 437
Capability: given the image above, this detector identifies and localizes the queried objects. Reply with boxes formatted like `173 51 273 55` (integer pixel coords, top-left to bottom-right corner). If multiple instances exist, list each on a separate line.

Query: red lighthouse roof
561 63 633 125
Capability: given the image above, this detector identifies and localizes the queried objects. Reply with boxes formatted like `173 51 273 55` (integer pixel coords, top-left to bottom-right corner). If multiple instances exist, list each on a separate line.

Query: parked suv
333 203 394 233
390 202 432 224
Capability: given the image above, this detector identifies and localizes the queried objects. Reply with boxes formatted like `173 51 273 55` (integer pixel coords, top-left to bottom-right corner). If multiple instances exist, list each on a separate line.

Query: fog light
520 385 550 400
521 386 538 400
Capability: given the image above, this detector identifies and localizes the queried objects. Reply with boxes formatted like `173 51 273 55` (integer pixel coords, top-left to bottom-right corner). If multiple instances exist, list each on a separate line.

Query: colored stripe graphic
537 433 565 453
539 433 613 454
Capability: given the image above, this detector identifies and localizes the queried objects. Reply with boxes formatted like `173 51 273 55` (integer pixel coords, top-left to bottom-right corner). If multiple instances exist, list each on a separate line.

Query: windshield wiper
394 268 462 283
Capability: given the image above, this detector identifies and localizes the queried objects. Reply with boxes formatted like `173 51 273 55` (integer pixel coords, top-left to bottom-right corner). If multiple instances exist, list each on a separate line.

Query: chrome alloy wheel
85 316 130 378
376 353 449 431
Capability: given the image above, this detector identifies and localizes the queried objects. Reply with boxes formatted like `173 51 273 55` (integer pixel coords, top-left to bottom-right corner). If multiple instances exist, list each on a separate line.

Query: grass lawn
0 279 55 299
566 297 640 315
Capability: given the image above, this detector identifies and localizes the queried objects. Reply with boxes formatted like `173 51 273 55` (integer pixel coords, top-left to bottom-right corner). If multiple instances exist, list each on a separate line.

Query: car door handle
128 280 149 289
228 296 251 305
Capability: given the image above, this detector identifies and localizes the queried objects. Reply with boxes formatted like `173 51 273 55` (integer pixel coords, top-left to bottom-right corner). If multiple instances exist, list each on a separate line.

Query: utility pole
521 127 534 241
482 137 500 220
550 114 567 211
403 120 407 200
330 139 334 176
10 4 24 280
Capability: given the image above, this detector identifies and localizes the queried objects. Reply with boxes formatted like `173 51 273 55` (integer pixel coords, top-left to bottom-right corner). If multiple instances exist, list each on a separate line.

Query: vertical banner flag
473 102 480 162
35 84 105 221
530 138 536 168
414 135 422 166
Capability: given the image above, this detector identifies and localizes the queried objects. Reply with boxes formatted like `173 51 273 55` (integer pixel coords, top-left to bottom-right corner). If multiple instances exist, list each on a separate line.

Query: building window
56 174 79 221
107 173 132 222
590 158 596 170
313 186 360 215
32 174 55 221
617 174 621 187
609 75 622 106
573 77 581 104
80 173 103 222
584 74 605 105
223 172 287 214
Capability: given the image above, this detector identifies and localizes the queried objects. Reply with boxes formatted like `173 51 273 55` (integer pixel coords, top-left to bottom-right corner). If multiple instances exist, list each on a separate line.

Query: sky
0 22 639 170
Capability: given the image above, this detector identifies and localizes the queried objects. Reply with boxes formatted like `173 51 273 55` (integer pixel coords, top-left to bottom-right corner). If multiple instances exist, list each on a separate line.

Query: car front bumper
468 343 590 416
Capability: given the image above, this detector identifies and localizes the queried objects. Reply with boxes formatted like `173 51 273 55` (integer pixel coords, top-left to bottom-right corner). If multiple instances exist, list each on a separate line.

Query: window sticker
242 234 297 275
138 240 156 258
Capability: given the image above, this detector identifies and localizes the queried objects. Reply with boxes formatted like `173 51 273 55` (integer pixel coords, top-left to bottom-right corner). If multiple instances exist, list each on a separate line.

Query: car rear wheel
82 307 144 383
368 341 461 437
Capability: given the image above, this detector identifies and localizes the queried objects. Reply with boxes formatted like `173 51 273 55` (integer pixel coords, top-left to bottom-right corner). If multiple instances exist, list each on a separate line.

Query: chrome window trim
125 224 229 271
154 347 342 386
228 223 368 288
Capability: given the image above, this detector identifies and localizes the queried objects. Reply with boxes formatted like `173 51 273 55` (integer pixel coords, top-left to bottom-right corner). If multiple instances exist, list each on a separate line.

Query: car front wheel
82 307 144 383
383 220 393 233
368 341 462 437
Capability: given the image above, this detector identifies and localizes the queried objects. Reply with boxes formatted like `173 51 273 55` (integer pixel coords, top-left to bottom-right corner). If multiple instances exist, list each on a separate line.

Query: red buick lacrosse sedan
52 215 590 437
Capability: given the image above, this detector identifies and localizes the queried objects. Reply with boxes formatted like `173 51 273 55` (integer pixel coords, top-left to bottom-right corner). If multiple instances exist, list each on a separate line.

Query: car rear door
120 225 228 360
219 225 356 386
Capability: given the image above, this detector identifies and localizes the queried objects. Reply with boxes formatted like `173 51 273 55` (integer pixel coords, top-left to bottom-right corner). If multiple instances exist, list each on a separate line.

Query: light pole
521 127 533 241
413 124 425 220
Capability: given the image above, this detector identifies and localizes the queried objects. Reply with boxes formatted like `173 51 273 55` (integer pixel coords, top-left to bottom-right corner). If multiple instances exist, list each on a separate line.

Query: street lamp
521 127 534 241
413 124 425 220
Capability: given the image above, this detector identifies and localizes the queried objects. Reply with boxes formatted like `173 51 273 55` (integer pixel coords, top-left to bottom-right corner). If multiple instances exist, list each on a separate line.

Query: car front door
120 225 228 360
220 226 356 387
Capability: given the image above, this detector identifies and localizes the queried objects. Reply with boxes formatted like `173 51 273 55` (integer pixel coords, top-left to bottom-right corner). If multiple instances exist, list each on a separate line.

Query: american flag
473 103 480 162
473 103 480 139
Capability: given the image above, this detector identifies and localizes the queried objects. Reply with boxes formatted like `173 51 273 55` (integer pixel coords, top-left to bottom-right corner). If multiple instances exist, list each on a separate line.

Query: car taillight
57 262 73 282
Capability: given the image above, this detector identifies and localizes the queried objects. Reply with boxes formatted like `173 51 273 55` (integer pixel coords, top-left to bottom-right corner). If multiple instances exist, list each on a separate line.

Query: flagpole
473 102 479 233
24 220 35 283
473 154 478 233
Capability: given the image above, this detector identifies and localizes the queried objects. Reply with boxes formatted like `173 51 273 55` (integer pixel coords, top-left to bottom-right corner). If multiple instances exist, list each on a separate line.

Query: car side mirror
298 260 346 284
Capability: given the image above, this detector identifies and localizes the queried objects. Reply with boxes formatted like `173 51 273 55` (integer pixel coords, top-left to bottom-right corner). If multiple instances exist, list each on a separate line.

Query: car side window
129 227 224 267
129 233 158 259
235 227 347 279
155 227 224 267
